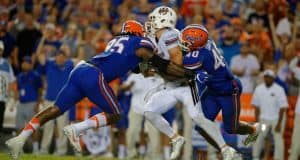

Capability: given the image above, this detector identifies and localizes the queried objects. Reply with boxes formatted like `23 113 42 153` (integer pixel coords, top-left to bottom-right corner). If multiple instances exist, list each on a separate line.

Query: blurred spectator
248 23 272 63
15 13 41 69
252 69 288 160
34 23 62 58
16 56 42 153
218 25 241 64
37 46 74 155
0 11 17 67
247 0 269 29
221 0 243 18
61 23 78 56
131 0 153 24
230 42 260 93
0 40 16 132
180 0 207 18
230 18 250 43
77 27 97 60
289 55 300 160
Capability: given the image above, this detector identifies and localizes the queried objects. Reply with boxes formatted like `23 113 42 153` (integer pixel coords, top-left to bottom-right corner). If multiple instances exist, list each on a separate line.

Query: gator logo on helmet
185 35 202 43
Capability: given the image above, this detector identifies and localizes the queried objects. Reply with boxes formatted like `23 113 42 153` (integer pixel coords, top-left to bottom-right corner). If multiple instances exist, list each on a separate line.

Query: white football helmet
145 6 177 35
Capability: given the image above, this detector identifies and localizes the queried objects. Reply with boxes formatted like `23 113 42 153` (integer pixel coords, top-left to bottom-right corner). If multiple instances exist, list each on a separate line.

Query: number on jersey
105 37 129 54
185 51 199 58
211 42 225 70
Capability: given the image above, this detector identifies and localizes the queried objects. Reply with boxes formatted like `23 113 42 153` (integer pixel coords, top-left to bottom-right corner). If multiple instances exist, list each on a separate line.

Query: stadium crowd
0 0 300 159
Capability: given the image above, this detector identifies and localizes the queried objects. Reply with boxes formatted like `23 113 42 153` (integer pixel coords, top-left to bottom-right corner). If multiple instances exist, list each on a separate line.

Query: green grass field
0 153 133 160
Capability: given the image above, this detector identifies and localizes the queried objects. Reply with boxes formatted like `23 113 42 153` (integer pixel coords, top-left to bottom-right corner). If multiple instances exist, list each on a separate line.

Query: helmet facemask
179 36 192 53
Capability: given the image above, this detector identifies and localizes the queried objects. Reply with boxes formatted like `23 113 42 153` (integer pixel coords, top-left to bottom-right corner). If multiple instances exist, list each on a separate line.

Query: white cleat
221 146 242 160
63 125 82 153
243 123 266 146
5 136 26 160
170 136 185 160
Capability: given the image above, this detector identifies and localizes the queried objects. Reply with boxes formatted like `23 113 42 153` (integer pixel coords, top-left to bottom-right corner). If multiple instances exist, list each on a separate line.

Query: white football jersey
148 28 180 60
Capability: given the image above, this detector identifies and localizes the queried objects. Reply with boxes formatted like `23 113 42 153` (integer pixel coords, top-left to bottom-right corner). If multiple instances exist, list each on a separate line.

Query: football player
5 20 193 160
137 6 238 160
180 24 264 146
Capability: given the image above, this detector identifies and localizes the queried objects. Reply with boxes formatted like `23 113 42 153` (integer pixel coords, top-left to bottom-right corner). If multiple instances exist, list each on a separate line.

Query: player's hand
275 123 281 133
196 70 209 84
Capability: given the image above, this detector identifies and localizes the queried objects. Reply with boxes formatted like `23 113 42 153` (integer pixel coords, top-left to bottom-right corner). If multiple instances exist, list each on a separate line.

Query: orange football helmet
180 24 209 52
121 20 144 37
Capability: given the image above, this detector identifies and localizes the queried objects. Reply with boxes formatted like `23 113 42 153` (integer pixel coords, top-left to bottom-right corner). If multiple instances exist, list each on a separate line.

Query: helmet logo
158 7 169 15
186 35 202 43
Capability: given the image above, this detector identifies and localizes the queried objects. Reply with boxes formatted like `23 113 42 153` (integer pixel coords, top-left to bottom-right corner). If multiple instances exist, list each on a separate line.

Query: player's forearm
166 62 194 79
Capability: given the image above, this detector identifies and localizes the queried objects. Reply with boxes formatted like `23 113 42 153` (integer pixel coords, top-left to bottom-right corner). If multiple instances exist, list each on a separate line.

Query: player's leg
252 121 270 159
217 92 262 147
39 101 55 154
218 93 255 135
197 92 241 160
141 89 184 160
141 89 178 139
6 77 84 159
68 71 123 137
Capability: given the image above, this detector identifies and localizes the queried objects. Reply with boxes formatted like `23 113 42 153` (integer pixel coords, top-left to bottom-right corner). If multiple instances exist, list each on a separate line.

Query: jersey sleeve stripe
140 42 154 50
184 62 202 70
165 37 179 46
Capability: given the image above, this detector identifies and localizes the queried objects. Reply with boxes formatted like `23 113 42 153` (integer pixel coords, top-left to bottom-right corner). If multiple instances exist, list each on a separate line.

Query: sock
32 141 39 153
19 118 40 139
139 145 146 156
163 146 171 160
73 112 107 136
118 144 126 158
193 114 226 148
144 111 176 138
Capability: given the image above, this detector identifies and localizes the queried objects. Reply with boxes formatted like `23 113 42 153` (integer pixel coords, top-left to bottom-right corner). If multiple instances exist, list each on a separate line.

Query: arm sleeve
138 38 155 51
162 29 180 50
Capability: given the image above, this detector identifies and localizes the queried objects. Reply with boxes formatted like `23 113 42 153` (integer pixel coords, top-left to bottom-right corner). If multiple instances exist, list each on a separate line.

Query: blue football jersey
89 35 154 82
183 40 236 92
